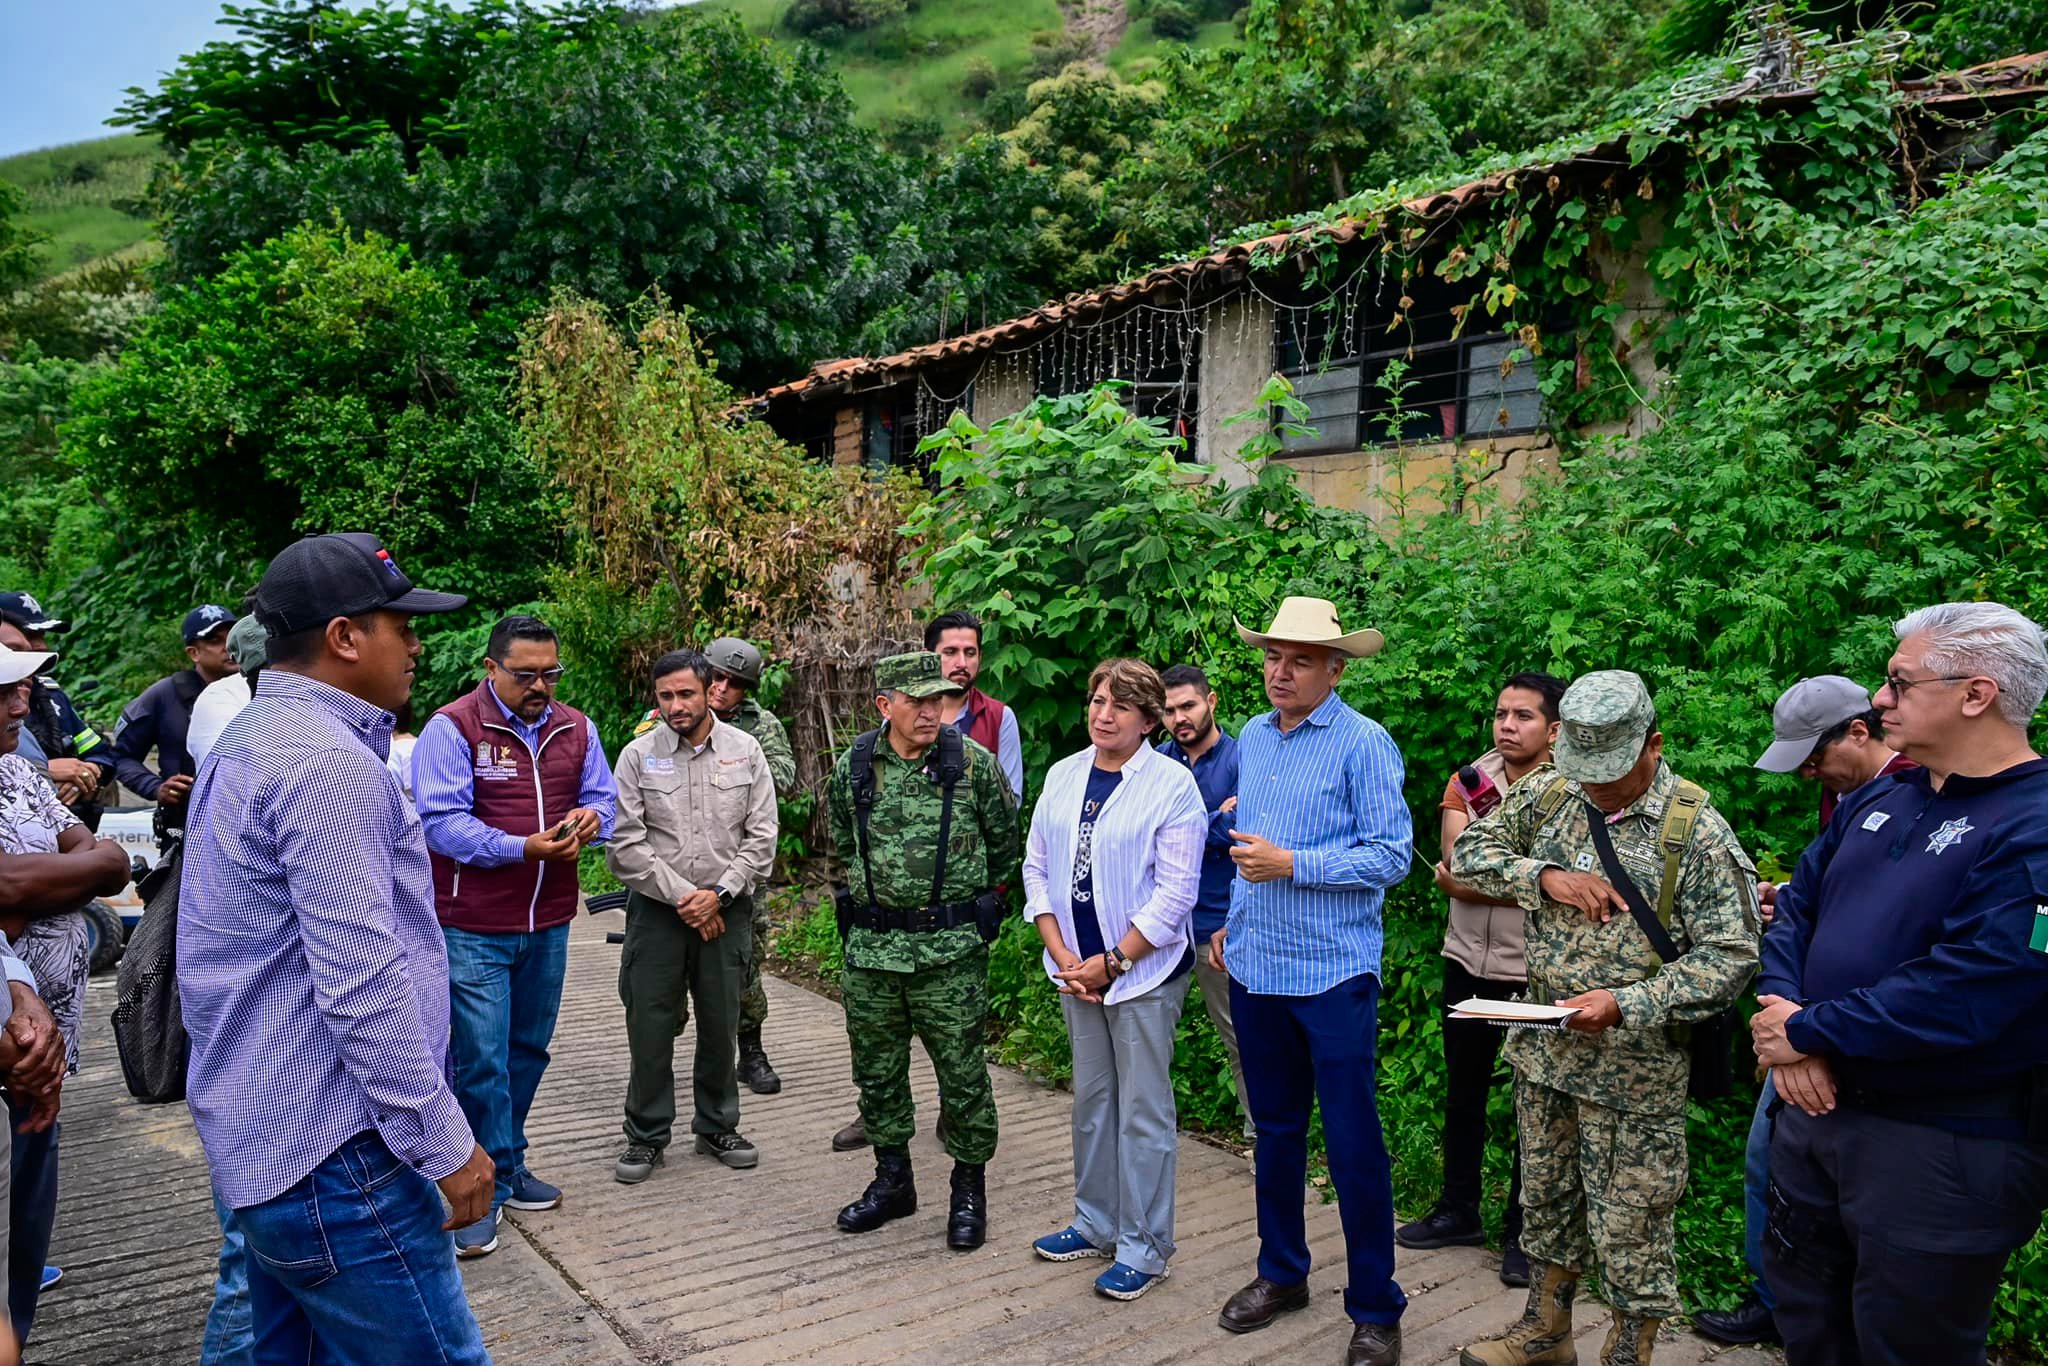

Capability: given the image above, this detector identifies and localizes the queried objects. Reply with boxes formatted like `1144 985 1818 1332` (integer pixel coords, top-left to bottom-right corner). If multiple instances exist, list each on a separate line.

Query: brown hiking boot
1459 1258 1580 1366
832 1115 868 1151
1599 1312 1660 1366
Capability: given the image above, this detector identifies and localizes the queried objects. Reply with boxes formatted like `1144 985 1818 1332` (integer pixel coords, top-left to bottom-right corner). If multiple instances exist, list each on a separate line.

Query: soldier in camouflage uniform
633 638 798 1094
828 651 1019 1250
1449 672 1759 1366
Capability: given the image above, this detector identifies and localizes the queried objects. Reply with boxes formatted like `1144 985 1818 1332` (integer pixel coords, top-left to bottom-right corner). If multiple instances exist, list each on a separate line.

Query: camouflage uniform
827 658 1019 1166
1450 672 1758 1329
640 697 795 1033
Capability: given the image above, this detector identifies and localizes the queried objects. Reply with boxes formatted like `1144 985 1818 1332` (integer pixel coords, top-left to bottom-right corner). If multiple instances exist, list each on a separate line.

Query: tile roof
759 50 2046 407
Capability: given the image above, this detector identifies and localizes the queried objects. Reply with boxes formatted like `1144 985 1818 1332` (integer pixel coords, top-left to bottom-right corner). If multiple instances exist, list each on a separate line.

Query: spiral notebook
1448 999 1581 1031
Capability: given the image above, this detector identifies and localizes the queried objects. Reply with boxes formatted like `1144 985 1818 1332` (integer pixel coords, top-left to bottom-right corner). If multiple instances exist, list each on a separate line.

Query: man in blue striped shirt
181 533 495 1365
1209 597 1413 1366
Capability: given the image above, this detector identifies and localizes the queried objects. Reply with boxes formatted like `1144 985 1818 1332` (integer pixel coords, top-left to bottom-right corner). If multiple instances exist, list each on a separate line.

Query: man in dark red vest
928 610 1022 801
413 614 617 1258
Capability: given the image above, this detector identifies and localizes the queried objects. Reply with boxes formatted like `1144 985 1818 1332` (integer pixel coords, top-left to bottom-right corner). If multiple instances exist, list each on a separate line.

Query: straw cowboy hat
1234 596 1385 658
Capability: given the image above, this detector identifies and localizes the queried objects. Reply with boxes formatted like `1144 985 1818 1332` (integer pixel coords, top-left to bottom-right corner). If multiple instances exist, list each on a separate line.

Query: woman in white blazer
1025 658 1206 1301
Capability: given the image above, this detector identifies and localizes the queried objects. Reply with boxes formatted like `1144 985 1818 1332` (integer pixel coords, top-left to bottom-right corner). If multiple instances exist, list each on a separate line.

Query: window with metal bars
1272 273 1553 453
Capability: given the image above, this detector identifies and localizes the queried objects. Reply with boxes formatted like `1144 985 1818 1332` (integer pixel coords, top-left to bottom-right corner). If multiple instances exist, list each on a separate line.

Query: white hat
1234 596 1385 658
0 646 54 687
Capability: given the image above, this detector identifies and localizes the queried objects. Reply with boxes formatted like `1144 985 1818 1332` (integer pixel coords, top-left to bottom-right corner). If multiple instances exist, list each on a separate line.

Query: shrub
1150 0 1202 41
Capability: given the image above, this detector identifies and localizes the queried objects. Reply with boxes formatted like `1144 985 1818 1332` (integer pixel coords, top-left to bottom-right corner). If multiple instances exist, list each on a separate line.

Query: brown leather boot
1599 1312 1659 1365
1458 1258 1579 1366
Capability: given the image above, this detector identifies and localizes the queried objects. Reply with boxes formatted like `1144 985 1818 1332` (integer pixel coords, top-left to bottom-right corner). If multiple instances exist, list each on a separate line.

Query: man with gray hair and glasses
1752 600 2048 1366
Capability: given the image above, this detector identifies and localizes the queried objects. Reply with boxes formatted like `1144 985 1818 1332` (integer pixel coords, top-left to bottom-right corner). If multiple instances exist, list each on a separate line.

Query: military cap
1554 670 1656 784
874 651 964 699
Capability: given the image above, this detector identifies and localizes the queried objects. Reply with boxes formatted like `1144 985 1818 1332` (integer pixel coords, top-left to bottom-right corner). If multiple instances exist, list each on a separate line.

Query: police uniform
1451 672 1759 1366
828 651 1018 1249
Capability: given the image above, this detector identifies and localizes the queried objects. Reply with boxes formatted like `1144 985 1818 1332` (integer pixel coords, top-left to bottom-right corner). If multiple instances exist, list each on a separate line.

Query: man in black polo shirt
1753 600 2048 1365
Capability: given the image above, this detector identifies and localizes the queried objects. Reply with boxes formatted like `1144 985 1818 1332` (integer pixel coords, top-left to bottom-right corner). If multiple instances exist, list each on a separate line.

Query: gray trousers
1193 949 1254 1138
1063 971 1191 1275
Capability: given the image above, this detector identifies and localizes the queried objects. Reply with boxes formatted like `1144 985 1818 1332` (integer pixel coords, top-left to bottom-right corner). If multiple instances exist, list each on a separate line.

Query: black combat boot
946 1161 987 1250
837 1148 916 1233
737 1029 782 1095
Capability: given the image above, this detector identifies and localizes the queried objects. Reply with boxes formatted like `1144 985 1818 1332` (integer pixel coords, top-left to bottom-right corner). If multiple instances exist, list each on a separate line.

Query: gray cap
1554 670 1656 784
225 614 270 672
1754 675 1872 772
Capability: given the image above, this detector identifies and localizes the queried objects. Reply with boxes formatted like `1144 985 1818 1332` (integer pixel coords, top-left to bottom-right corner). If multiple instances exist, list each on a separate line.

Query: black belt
839 897 986 934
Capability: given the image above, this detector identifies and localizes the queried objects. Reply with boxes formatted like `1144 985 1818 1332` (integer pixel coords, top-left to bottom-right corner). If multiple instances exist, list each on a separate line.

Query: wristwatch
1105 946 1133 979
715 885 735 911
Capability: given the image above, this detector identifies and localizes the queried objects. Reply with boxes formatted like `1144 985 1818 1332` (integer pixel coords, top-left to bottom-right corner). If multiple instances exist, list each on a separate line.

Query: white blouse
1022 741 1206 1005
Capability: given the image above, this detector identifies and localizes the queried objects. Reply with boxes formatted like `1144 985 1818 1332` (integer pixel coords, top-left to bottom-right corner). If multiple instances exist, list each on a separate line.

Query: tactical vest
428 683 590 935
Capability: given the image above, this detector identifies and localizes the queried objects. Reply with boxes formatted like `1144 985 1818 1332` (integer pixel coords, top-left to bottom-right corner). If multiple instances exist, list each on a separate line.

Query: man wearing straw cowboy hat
1209 596 1413 1366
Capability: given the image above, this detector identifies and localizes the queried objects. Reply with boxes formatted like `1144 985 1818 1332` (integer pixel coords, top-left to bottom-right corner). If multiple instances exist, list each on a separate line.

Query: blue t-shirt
1070 765 1122 959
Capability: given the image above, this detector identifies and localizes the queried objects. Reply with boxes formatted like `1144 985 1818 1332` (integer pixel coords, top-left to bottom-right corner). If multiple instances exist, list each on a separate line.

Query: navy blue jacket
1156 730 1240 944
1766 757 2048 1101
33 679 114 777
111 669 206 800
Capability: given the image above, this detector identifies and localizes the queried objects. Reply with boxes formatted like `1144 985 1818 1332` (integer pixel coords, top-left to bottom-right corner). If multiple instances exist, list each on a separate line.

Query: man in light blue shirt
1208 597 1412 1366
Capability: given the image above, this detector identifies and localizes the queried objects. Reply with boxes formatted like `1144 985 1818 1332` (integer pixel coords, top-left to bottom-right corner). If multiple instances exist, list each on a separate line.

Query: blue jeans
6 1099 57 1346
236 1132 488 1365
445 922 569 1210
1232 972 1407 1327
202 1193 253 1365
1744 1073 1778 1311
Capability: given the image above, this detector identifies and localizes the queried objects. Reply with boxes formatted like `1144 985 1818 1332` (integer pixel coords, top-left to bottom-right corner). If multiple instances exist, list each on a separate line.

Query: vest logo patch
1925 816 1974 856
473 739 520 781
1860 809 1891 832
2032 906 2048 955
643 755 676 775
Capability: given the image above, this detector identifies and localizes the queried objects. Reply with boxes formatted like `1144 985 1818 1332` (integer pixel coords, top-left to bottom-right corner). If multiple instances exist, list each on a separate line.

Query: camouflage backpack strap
1653 779 1709 927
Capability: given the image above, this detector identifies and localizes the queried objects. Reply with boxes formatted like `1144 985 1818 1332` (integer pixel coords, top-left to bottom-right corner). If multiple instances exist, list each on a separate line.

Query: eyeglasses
1880 673 1973 698
492 662 565 688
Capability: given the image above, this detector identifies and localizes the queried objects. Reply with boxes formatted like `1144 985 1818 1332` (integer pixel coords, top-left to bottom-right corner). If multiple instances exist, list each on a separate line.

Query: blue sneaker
39 1265 61 1292
1032 1227 1111 1262
1094 1262 1169 1301
504 1168 562 1211
454 1208 500 1259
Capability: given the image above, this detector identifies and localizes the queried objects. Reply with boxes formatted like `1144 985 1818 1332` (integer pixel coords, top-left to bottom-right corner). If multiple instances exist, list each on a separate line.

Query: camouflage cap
874 650 964 699
1554 669 1656 784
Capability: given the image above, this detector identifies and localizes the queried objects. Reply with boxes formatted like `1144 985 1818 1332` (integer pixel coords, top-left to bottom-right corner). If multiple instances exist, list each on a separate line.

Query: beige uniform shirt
607 717 779 907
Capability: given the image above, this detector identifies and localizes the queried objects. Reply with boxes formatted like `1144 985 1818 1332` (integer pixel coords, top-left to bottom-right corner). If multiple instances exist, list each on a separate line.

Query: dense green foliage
59 224 555 703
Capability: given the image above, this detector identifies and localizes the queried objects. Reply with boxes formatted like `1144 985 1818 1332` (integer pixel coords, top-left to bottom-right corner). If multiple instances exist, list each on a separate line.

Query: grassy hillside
710 0 1068 134
707 0 1234 135
0 133 162 279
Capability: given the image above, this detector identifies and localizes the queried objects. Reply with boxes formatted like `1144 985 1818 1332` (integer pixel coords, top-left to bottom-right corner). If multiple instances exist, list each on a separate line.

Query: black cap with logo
255 533 468 636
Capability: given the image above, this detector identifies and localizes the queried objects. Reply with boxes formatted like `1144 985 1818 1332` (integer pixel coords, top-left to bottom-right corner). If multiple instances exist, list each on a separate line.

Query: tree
146 7 956 392
514 293 927 736
111 0 600 164
0 181 47 303
1107 0 1453 257
62 223 557 698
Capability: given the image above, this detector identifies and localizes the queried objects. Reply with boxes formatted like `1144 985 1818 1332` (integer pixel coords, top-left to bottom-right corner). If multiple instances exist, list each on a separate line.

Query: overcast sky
1 1 245 156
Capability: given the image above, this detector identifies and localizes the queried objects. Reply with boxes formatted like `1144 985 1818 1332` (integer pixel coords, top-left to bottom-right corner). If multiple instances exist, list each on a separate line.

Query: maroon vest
960 686 1007 757
428 682 591 934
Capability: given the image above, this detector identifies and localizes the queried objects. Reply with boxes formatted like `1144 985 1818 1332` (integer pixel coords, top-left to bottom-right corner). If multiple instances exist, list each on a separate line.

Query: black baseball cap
255 533 468 635
0 591 64 633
